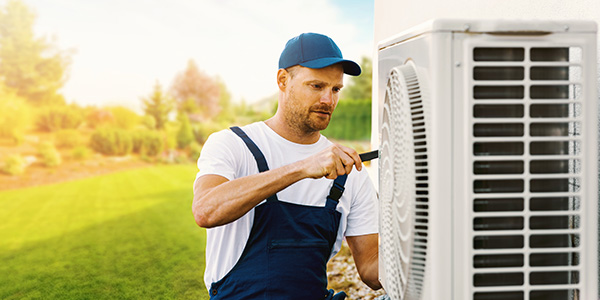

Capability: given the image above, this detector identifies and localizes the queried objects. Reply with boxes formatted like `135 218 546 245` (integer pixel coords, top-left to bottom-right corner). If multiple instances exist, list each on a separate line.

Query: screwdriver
359 150 379 162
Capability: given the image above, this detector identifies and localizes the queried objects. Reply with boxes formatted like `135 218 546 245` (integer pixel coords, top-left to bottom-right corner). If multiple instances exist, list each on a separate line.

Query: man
193 32 380 299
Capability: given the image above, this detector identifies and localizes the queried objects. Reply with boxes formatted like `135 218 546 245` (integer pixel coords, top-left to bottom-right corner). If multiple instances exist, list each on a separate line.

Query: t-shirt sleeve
345 169 379 237
195 129 241 183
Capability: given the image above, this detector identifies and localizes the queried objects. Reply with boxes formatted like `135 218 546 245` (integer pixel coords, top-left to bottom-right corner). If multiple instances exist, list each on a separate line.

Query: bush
71 146 91 160
0 92 32 145
89 128 133 156
321 99 371 141
176 114 193 149
192 122 224 144
189 142 202 161
2 154 26 175
109 106 140 130
131 130 163 157
54 129 83 148
36 105 83 132
85 108 114 129
38 142 62 167
141 115 156 130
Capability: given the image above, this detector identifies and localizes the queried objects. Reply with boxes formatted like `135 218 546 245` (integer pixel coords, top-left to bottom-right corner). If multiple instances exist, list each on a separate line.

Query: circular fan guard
379 62 429 300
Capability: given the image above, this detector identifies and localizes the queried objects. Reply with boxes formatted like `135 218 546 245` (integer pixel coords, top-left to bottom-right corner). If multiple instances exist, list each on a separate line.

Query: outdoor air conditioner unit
376 19 598 300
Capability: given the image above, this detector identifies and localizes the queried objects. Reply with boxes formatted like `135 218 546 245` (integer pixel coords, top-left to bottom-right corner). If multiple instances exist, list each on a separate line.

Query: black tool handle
359 150 379 162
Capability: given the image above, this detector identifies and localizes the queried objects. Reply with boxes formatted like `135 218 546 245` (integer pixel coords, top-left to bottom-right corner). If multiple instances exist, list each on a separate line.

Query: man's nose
320 89 334 105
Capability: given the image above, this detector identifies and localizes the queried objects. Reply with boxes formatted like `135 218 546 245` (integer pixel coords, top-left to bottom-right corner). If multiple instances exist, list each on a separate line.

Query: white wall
374 0 600 43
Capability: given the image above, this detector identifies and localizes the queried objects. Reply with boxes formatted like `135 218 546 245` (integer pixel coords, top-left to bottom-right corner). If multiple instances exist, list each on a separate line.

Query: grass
0 164 208 299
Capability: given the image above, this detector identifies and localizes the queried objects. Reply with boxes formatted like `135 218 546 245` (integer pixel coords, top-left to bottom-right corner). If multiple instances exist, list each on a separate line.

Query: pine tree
0 0 71 105
142 81 173 130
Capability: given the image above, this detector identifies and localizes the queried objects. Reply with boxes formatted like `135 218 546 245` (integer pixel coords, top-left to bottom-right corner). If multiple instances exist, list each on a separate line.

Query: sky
25 0 374 112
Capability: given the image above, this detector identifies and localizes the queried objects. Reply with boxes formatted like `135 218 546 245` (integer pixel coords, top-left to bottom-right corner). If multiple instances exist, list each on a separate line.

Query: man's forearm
192 161 306 228
361 253 382 290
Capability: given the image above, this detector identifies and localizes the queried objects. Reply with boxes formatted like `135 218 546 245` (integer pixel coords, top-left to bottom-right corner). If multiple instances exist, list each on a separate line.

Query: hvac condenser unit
377 19 598 300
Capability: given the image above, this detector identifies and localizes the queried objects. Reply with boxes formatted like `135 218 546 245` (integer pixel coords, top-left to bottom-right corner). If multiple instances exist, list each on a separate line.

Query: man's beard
285 90 333 134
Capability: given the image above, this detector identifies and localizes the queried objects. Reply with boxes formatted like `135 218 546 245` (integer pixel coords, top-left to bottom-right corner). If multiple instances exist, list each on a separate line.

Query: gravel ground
327 241 387 300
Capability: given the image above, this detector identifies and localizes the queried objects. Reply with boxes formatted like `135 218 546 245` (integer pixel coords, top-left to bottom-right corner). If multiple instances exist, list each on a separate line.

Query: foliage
131 130 163 157
192 122 226 145
85 107 115 129
0 0 71 105
2 154 26 175
0 165 207 299
108 106 140 130
142 81 173 130
322 99 371 140
89 127 133 156
71 146 91 160
38 141 61 167
54 129 83 148
0 87 31 144
341 56 372 101
170 59 220 120
189 142 202 161
163 123 178 151
141 115 156 130
176 113 193 149
36 105 83 132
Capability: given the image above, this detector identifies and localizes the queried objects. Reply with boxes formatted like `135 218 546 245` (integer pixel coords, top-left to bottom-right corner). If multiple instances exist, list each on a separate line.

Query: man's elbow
192 202 218 228
362 275 382 290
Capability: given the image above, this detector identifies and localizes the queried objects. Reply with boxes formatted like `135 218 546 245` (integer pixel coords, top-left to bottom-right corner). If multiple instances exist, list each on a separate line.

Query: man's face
281 64 344 134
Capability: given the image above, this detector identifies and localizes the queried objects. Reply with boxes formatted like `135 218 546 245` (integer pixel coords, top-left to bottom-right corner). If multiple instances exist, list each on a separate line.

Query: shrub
192 122 224 144
0 92 32 145
38 142 62 167
89 128 133 156
189 142 202 161
54 129 83 148
131 130 163 157
109 106 140 130
176 114 193 149
85 108 114 129
2 154 26 175
141 115 156 130
71 146 91 160
36 105 83 132
163 123 178 151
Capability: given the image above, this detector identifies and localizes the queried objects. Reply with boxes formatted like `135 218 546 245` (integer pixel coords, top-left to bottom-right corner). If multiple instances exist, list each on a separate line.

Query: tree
176 113 193 149
142 81 173 130
170 59 220 120
0 0 71 105
341 56 372 100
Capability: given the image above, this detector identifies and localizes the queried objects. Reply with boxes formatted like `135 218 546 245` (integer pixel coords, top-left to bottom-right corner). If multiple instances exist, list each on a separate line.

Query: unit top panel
378 19 597 51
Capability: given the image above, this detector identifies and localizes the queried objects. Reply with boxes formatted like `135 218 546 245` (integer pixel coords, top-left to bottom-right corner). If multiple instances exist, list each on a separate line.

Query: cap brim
300 57 362 76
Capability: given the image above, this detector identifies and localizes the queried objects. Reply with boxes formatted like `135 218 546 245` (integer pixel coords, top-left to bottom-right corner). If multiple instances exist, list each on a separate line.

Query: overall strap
230 126 278 202
325 174 347 209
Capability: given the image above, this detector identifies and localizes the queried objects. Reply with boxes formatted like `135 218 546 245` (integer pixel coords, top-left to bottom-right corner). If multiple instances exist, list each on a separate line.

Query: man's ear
277 69 289 92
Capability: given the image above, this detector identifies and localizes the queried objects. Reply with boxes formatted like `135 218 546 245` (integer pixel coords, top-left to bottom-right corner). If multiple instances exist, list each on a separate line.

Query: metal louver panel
380 61 429 300
470 45 584 300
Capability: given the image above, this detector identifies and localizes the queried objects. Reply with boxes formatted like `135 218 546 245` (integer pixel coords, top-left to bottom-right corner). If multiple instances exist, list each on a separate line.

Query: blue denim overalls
208 126 347 300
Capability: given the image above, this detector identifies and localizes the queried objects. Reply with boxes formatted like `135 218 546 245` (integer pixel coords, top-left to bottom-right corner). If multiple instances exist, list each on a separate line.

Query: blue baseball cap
278 33 361 76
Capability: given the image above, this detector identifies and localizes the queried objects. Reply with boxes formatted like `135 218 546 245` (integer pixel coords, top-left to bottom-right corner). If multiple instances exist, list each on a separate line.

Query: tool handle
359 150 379 162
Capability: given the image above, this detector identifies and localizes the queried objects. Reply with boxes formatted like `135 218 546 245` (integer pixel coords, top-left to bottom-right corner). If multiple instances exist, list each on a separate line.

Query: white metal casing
376 19 598 300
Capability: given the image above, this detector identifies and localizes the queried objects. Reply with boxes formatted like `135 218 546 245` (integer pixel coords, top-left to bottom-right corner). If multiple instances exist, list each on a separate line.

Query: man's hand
299 144 363 179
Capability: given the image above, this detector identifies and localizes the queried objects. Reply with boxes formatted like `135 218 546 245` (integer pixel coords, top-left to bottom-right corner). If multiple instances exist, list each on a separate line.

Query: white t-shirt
195 121 378 290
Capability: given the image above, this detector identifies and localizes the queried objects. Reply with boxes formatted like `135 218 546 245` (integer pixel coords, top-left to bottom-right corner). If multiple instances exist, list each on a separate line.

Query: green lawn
0 164 208 299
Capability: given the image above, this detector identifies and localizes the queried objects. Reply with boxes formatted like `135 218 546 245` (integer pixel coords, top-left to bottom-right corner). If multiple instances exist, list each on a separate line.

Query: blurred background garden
0 0 379 299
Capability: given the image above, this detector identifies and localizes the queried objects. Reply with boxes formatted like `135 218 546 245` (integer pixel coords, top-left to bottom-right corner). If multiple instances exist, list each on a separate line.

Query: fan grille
470 45 584 300
380 62 429 300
